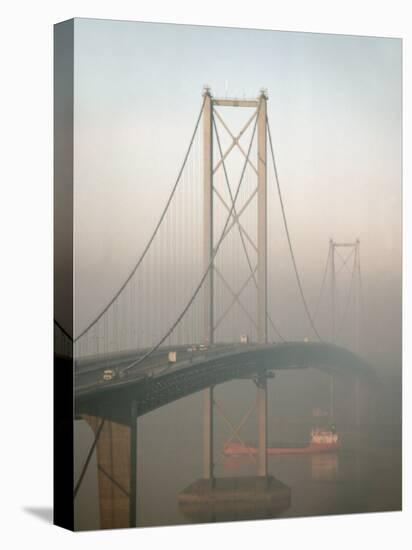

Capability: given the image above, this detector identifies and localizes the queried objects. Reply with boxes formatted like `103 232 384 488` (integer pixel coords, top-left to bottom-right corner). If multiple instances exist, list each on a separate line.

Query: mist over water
71 20 401 530
75 370 401 530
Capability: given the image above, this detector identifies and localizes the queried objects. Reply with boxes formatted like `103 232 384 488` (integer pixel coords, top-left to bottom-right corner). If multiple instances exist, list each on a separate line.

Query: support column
329 373 335 423
202 88 215 485
330 239 336 343
83 415 133 529
257 374 268 477
354 239 361 353
203 87 214 345
129 402 138 527
330 239 336 421
355 377 361 427
369 385 376 426
257 90 268 344
257 90 268 475
203 386 214 482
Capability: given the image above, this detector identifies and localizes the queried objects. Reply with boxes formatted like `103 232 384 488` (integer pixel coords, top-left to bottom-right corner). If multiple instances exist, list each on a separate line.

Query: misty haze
54 19 401 530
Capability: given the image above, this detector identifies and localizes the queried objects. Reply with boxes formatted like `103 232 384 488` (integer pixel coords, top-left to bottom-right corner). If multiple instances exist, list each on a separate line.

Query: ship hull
224 442 339 456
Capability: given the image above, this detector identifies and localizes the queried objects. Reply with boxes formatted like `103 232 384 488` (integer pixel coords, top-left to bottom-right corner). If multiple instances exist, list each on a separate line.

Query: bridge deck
75 342 374 423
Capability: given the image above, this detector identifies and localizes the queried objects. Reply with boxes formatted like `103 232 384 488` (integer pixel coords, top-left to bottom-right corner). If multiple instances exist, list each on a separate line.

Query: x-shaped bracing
212 106 260 334
213 109 259 176
213 265 258 332
213 396 258 466
335 247 355 276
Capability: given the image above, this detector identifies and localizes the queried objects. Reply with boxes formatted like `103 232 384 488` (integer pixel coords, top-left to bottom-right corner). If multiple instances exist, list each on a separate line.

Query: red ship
224 427 339 456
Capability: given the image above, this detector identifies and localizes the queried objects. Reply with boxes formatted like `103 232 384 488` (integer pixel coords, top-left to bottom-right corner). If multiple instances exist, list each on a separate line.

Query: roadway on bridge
75 341 373 421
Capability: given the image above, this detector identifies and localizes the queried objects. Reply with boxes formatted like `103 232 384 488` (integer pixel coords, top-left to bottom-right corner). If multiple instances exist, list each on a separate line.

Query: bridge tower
202 87 269 481
328 238 362 424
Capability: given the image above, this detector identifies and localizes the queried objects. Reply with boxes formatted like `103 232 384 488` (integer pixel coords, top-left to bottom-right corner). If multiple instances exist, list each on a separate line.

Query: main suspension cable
75 97 206 343
121 100 262 374
267 116 323 342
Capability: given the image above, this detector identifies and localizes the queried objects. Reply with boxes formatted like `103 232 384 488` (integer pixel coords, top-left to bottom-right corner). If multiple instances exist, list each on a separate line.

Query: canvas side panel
53 18 74 531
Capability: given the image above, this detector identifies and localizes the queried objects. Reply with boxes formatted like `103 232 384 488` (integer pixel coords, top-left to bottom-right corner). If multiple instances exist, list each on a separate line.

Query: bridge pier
355 376 361 427
257 89 268 345
203 374 270 480
129 401 138 527
181 370 289 518
257 374 268 477
203 387 214 483
83 406 138 530
329 372 335 422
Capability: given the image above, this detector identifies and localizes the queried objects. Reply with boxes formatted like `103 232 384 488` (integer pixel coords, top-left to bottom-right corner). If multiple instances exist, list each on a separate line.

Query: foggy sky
73 19 401 373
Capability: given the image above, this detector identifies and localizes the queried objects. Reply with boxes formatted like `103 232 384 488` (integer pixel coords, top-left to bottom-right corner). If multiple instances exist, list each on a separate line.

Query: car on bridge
102 369 115 381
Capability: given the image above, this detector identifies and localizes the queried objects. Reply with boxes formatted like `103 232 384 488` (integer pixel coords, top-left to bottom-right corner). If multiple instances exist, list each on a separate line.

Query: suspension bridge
55 87 374 529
